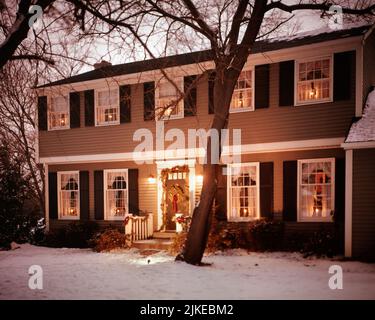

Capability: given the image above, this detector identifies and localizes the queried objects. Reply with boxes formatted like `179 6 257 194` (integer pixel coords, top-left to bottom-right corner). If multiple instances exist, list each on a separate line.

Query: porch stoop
132 232 176 250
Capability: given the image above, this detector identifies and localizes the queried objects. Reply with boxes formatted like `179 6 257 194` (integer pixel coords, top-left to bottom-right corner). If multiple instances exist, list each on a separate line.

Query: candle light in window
309 82 317 98
108 114 113 120
116 208 120 215
239 91 244 108
60 118 65 126
243 208 248 215
69 208 75 215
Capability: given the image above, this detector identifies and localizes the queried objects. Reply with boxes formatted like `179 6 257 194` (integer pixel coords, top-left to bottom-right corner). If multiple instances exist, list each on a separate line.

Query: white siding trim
39 137 345 165
341 141 375 150
345 149 353 257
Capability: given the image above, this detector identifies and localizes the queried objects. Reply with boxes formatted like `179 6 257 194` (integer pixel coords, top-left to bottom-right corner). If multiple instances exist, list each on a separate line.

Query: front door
165 175 189 231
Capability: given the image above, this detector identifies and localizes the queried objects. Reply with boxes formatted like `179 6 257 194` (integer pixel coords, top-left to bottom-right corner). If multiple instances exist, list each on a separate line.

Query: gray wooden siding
352 148 375 259
39 61 355 158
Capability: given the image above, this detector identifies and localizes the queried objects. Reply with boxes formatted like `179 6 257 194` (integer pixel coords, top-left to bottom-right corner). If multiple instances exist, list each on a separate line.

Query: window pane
297 58 331 103
299 160 333 220
106 171 128 218
59 173 79 218
230 164 258 220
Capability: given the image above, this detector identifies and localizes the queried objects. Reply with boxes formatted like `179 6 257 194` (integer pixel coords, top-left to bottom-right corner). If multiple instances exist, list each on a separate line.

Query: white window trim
227 162 260 222
57 171 80 220
103 168 129 221
94 87 120 127
294 55 334 106
48 94 70 131
229 68 255 113
297 158 335 223
155 77 184 120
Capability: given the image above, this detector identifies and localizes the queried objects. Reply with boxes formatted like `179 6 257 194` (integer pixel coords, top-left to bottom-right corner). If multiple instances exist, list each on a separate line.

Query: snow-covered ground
0 244 374 300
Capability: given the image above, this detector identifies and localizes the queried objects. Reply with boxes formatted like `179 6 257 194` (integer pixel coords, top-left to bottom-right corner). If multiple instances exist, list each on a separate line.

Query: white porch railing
125 213 154 241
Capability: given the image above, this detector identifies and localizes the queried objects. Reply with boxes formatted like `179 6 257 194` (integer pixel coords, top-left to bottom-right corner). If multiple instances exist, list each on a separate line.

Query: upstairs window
96 88 119 126
296 57 332 105
227 163 260 221
156 78 183 120
230 70 253 112
104 169 128 220
58 171 79 219
49 96 69 130
297 158 335 222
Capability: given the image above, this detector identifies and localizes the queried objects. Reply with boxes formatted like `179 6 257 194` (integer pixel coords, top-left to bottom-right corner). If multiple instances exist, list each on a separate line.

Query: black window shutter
279 60 295 107
260 162 274 218
79 171 89 220
208 71 216 114
255 64 270 109
215 165 227 221
94 170 104 220
335 158 345 223
128 169 139 215
38 96 48 131
48 172 58 219
184 75 197 116
143 82 155 121
283 160 297 221
334 51 355 101
119 85 131 123
69 92 80 128
84 90 95 126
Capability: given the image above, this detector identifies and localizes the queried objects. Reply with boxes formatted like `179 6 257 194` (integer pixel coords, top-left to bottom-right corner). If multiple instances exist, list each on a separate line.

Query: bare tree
1 0 374 265
0 61 45 212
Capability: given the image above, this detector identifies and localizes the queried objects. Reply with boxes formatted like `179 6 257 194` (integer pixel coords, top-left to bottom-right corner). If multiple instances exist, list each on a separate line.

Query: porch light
148 174 156 184
196 175 203 184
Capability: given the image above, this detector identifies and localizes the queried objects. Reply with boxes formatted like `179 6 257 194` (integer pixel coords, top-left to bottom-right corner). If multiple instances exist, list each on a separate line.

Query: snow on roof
346 88 375 143
267 22 370 43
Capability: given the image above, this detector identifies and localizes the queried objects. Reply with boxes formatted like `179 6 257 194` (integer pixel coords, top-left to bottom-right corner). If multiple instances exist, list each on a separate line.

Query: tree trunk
178 69 236 264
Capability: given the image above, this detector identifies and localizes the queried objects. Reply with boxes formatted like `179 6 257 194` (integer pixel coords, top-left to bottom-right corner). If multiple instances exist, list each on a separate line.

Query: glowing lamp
148 174 156 184
196 175 203 184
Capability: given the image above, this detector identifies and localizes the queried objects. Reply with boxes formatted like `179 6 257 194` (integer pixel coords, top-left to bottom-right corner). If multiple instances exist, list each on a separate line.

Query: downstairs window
104 169 128 220
58 171 80 219
227 163 260 221
298 158 335 222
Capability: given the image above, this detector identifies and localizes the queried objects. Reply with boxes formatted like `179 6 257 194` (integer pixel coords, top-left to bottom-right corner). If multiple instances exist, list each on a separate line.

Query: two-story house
36 24 375 259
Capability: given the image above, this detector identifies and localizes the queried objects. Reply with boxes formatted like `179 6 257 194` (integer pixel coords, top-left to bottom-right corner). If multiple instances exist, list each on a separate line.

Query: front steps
132 231 176 250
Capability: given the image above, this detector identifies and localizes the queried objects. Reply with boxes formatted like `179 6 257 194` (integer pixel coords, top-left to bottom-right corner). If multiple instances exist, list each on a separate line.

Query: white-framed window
156 77 184 120
58 171 80 220
295 56 333 105
227 162 260 221
230 70 254 112
95 88 119 126
297 158 335 222
48 95 69 130
104 169 128 220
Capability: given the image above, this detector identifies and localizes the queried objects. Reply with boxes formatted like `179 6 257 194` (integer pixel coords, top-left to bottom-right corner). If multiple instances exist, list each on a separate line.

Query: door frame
156 159 196 230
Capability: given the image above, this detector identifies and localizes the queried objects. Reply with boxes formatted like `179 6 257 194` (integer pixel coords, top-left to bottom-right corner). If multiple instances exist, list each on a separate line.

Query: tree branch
9 54 55 64
267 1 375 15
